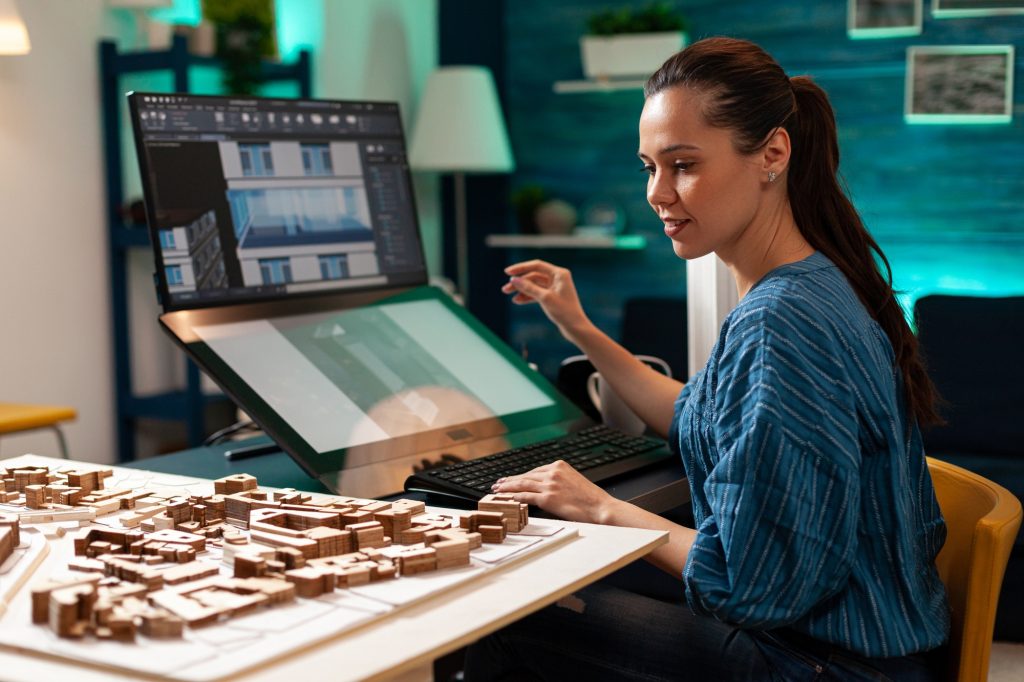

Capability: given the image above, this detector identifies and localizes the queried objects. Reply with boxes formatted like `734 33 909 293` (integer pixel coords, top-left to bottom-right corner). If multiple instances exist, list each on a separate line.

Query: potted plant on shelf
203 0 277 95
580 2 689 81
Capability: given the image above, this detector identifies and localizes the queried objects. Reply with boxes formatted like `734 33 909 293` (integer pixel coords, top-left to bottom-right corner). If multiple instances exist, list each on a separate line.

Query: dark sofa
914 294 1024 642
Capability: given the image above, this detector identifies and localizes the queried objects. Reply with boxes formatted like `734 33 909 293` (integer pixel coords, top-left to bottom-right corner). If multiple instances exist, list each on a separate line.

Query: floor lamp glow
409 66 515 302
0 0 30 55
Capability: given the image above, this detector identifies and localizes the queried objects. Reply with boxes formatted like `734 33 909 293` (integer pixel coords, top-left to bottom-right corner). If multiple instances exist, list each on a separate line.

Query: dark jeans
463 581 940 681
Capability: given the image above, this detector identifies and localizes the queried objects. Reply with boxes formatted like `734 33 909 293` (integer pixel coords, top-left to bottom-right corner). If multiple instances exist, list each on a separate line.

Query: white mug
586 355 671 436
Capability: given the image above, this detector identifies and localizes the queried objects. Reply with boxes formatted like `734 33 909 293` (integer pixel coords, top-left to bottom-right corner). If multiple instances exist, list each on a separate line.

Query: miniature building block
17 507 97 524
223 490 280 528
81 496 124 515
31 575 102 623
284 566 336 598
339 509 374 526
396 548 437 576
234 554 267 579
101 556 164 591
478 525 506 544
306 526 352 557
478 493 530 533
73 527 145 556
430 539 471 569
65 470 100 495
147 590 222 628
222 527 246 544
13 467 48 492
24 485 45 508
162 561 219 585
221 542 276 568
120 504 165 528
249 528 318 559
233 577 296 605
346 521 387 550
213 474 258 495
392 499 427 516
68 557 106 573
0 512 19 550
49 582 97 638
335 563 373 587
275 546 305 570
144 529 206 552
138 608 184 638
374 508 412 539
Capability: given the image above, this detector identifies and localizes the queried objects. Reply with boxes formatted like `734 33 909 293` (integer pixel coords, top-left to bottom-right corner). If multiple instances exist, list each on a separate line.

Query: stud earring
768 171 777 184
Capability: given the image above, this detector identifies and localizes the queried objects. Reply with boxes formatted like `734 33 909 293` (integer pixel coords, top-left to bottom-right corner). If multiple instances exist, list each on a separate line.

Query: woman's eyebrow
637 143 700 160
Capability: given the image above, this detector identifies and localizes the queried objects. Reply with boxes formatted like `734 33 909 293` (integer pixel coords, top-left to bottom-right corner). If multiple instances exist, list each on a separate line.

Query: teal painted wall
502 0 1024 377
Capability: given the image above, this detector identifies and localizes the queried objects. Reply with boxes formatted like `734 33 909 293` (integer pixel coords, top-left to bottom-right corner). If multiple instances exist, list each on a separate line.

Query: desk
0 403 76 459
0 454 668 682
130 436 691 514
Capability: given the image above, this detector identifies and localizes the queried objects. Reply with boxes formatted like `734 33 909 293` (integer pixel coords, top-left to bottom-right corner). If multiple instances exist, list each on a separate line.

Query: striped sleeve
683 297 861 628
668 368 704 457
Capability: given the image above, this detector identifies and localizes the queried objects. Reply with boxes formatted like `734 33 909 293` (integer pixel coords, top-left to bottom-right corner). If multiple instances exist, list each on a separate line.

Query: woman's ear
762 126 791 178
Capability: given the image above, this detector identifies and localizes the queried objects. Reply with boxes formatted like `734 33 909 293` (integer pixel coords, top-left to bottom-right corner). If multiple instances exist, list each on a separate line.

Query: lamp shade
409 66 515 174
0 0 29 55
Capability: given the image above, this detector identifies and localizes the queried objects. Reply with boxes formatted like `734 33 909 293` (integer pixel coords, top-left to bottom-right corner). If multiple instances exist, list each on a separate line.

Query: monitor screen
193 298 556 454
129 93 428 311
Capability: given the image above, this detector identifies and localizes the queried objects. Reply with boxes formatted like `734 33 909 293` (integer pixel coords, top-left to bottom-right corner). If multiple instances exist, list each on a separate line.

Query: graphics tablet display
162 286 582 492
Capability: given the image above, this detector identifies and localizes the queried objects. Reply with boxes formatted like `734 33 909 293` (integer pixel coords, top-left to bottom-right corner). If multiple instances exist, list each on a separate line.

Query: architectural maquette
0 454 576 681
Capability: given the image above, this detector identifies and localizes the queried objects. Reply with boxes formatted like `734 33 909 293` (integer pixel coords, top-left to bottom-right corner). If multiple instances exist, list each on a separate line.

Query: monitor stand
223 441 282 461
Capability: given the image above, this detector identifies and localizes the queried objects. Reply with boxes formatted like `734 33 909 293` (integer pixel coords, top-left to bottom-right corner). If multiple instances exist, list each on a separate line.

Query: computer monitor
128 93 428 311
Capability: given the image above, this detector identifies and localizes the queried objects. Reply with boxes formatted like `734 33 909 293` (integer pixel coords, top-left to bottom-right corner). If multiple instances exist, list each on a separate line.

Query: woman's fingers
508 276 546 301
505 259 555 276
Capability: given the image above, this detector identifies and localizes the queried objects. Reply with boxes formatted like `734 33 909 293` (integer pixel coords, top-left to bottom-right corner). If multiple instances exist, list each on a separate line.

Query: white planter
580 31 687 80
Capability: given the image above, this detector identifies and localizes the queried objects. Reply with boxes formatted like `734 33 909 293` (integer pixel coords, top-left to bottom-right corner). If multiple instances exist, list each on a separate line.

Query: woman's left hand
492 461 619 524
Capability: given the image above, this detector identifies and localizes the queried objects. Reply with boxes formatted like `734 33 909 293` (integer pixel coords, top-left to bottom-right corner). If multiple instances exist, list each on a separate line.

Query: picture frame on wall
905 46 1015 123
848 0 923 38
933 0 1024 18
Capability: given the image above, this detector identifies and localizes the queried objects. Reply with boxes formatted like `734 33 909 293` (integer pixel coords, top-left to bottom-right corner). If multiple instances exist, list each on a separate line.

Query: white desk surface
0 454 668 682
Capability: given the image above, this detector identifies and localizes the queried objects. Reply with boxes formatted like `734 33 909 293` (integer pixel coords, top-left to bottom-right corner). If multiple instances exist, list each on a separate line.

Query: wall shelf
552 78 645 94
485 233 647 250
100 35 312 462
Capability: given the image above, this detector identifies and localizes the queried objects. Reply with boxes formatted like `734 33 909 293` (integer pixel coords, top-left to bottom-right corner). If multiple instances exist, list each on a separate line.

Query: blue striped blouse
669 251 949 657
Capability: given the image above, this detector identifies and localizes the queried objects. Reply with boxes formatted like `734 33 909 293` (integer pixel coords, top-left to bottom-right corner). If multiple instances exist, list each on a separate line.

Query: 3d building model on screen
160 210 228 294
220 139 379 287
0 455 572 680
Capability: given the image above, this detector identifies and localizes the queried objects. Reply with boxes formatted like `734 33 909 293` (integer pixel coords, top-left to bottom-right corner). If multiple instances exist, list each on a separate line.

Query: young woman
464 37 949 681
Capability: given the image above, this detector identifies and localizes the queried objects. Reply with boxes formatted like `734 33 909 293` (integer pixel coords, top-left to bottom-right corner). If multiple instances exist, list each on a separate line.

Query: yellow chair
928 457 1023 682
0 402 77 459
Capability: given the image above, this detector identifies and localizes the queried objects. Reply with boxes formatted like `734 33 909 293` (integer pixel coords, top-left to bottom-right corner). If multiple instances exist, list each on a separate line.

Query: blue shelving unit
99 35 312 462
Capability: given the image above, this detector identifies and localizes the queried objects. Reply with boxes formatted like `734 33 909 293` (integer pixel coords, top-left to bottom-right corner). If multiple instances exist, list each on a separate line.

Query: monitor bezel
127 91 430 314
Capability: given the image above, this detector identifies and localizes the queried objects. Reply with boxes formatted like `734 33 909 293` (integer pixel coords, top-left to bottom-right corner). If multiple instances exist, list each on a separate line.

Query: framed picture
848 0 923 38
905 46 1015 123
933 0 1024 18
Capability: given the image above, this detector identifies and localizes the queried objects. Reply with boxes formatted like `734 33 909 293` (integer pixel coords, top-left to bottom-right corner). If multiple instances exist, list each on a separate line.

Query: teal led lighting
149 0 201 26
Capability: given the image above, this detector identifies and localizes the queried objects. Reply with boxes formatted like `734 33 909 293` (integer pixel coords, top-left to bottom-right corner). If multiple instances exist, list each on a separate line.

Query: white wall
0 0 438 463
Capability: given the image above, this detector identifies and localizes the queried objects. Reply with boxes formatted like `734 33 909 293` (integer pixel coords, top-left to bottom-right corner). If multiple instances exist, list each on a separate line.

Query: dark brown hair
645 37 941 427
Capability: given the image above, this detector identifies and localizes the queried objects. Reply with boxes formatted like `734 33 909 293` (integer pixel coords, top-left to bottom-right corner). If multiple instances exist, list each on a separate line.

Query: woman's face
638 86 766 261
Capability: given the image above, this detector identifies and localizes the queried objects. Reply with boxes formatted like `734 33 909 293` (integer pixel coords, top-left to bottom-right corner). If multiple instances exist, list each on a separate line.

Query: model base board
0 455 576 681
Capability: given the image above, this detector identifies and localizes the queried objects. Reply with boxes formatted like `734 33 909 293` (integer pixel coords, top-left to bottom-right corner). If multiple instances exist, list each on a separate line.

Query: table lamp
0 0 30 55
409 66 515 302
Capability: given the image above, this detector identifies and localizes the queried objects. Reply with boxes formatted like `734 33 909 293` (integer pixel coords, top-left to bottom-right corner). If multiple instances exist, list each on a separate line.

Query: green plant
587 2 688 36
203 0 277 95
510 185 548 233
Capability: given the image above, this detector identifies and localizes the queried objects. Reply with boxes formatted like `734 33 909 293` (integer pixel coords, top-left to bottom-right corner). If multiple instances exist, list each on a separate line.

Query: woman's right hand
501 260 593 344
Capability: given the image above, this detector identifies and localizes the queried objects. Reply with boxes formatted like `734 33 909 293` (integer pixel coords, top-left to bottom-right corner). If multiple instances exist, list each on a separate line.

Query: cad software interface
133 94 426 308
193 298 555 455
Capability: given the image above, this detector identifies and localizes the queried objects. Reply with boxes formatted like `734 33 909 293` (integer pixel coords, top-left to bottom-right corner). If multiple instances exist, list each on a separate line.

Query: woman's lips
663 219 690 238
